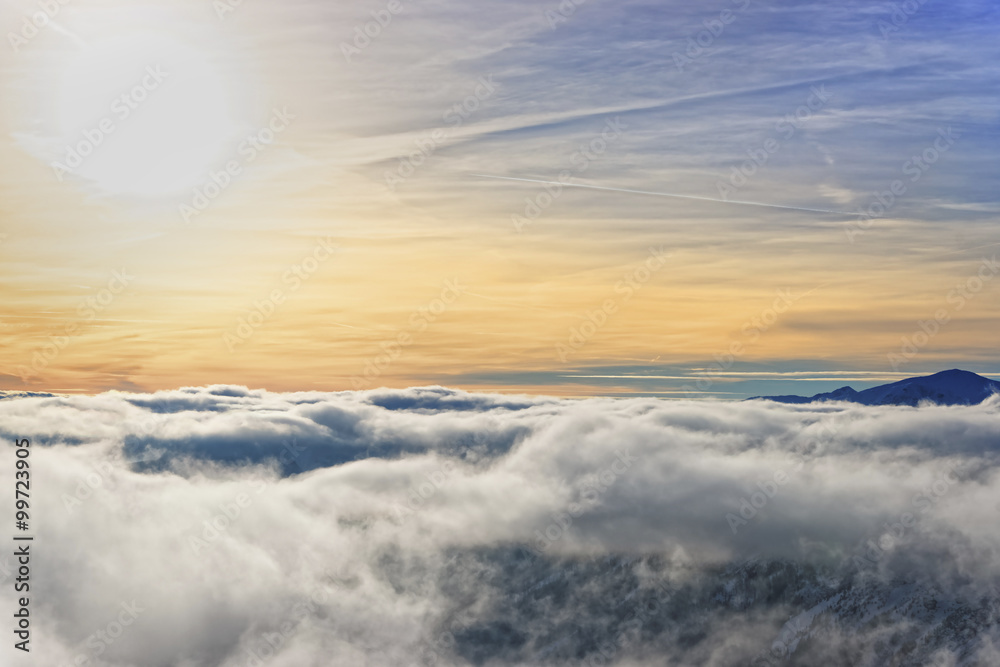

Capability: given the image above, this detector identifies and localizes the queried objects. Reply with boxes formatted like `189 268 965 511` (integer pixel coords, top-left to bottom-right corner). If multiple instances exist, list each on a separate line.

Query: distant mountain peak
0 390 55 401
750 370 1000 407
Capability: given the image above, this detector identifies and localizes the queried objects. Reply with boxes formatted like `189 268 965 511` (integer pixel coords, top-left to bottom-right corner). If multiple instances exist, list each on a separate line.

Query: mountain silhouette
750 369 1000 406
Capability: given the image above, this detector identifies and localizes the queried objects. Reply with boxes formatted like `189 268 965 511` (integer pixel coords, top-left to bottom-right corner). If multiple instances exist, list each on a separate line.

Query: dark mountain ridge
750 369 1000 407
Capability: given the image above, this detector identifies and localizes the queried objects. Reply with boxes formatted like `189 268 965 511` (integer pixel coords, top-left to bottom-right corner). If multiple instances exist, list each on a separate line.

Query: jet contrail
473 174 854 216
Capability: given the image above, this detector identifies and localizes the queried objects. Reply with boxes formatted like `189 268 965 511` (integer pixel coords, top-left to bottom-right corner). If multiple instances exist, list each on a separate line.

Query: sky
1 0 999 398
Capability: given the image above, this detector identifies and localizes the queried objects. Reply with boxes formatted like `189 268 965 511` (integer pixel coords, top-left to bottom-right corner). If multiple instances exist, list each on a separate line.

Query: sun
21 20 249 199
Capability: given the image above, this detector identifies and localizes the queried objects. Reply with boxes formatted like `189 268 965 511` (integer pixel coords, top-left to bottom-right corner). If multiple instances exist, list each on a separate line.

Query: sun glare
30 22 244 198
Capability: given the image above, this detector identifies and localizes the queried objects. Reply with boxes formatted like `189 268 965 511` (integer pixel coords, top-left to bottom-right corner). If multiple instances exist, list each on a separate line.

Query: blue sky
1 0 998 397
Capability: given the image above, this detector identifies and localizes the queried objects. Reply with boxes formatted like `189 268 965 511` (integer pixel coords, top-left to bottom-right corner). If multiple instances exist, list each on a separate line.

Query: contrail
473 174 854 216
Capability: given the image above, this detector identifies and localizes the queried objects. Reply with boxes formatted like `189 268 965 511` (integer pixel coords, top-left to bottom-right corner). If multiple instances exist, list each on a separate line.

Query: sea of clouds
1 386 999 666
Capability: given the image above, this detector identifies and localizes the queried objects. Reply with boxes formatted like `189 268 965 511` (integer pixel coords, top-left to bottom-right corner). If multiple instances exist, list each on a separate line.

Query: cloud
2 386 1000 665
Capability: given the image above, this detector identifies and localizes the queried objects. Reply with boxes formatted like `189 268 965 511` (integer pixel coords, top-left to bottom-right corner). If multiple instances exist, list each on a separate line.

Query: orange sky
1 0 998 397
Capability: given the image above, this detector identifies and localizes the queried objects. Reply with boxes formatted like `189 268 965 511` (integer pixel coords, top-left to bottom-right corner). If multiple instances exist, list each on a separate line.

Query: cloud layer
2 386 1000 666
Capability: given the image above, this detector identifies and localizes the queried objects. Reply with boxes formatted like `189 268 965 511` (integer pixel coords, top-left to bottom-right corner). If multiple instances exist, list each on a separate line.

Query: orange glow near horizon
1 0 997 398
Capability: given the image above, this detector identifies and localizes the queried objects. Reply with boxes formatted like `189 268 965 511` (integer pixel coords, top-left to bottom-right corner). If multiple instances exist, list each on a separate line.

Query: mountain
433 548 997 666
0 390 55 401
750 369 1000 407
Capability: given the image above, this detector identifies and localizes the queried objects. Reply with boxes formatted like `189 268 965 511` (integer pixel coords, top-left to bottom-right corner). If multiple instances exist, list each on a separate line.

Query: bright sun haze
0 0 997 398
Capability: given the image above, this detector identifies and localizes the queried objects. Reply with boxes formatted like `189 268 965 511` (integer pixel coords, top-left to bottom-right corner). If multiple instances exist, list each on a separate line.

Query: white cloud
2 386 999 665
